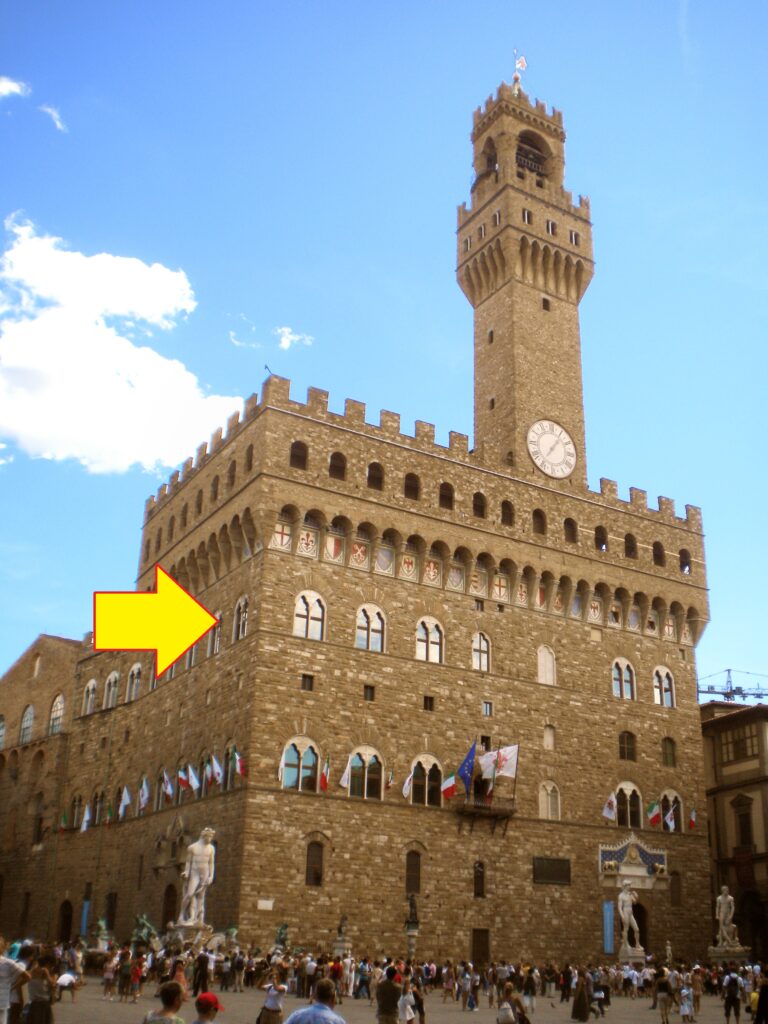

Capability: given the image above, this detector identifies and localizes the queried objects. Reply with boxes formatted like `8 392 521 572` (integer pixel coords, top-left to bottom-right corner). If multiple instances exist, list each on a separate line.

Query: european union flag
457 740 477 796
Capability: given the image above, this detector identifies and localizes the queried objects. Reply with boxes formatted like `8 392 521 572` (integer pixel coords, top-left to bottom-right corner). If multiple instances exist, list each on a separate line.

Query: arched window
367 462 384 490
410 759 442 807
532 508 546 535
619 731 637 761
49 694 64 736
281 741 319 793
82 680 97 716
539 781 560 820
679 549 692 575
208 613 222 656
564 518 578 543
180 504 188 528
245 445 254 472
473 861 486 898
473 492 487 518
210 475 219 502
624 534 638 558
227 460 236 489
19 705 34 745
662 737 677 767
293 592 326 641
104 673 119 709
290 441 308 470
154 772 165 812
126 665 141 703
0 716 5 751
148 665 157 692
516 131 547 175
537 645 556 685
472 632 490 672
439 482 454 510
93 791 105 826
223 744 237 791
405 851 421 894
306 841 323 886
329 452 346 480
416 619 444 663
543 724 556 750
346 749 383 800
355 605 385 652
595 526 608 552
653 668 676 708
168 515 175 542
612 660 635 700
653 542 666 567
195 489 203 515
616 784 642 828
661 791 682 832
233 597 248 641
404 473 420 500
155 527 162 553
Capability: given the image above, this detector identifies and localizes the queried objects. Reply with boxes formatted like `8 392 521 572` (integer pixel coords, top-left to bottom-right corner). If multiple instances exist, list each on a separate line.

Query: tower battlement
472 83 564 132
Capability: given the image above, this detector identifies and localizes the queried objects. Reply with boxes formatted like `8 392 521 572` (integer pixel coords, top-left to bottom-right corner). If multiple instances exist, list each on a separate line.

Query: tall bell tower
457 77 594 490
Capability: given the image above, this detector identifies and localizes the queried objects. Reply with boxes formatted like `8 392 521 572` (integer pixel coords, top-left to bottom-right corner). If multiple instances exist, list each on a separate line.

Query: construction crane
697 668 768 703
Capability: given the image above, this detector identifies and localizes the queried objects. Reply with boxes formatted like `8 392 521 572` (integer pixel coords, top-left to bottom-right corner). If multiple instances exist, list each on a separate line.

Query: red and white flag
402 770 414 799
210 754 224 785
139 776 151 810
339 756 351 789
162 769 174 802
602 792 617 821
232 748 246 778
187 763 200 792
665 806 676 832
688 807 697 830
515 55 528 71
320 755 330 792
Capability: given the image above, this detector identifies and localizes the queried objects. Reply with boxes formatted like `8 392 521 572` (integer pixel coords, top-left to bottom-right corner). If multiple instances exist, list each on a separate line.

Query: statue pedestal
405 924 419 961
167 921 214 949
619 941 645 965
707 944 751 965
332 935 351 958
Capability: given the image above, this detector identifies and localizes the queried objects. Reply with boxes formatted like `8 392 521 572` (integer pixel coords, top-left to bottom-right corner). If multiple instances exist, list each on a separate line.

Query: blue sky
0 1 766 696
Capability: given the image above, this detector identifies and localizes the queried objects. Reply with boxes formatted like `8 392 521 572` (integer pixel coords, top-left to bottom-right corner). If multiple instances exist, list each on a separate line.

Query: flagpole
512 744 520 809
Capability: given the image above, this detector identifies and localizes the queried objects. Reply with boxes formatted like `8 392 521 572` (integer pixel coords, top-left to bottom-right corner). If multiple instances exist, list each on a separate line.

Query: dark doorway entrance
161 884 177 930
635 902 649 951
471 928 490 967
58 900 73 942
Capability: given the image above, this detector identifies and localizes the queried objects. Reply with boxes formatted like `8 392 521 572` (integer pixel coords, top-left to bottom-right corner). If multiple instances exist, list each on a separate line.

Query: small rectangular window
301 674 314 692
546 219 557 236
522 208 532 225
487 329 494 344
497 604 505 613
474 599 485 612
423 695 434 712
480 735 491 751
363 684 375 702
542 297 551 311
569 229 580 246
482 700 493 717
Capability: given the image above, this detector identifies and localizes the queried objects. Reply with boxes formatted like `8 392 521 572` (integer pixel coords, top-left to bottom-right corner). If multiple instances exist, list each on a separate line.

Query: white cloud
0 76 30 100
0 442 12 467
274 325 314 351
38 104 67 132
0 217 242 473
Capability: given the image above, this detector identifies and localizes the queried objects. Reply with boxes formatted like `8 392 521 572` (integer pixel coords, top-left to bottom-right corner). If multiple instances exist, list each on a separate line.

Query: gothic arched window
355 606 385 652
19 705 34 745
537 645 556 685
653 668 675 708
416 619 444 663
612 660 635 700
293 592 326 641
49 694 64 736
306 841 323 886
126 665 141 703
405 851 421 894
472 632 490 672
233 597 248 641
616 784 642 828
539 781 560 820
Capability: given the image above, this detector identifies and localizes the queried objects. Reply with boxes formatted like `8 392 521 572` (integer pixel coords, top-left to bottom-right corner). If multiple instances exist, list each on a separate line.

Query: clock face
527 420 577 478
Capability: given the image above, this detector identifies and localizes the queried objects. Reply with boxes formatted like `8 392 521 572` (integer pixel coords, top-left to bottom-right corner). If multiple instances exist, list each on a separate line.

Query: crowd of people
3 935 768 1024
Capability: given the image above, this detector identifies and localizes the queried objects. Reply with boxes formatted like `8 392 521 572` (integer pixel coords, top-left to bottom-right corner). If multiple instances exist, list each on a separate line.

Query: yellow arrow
93 567 218 676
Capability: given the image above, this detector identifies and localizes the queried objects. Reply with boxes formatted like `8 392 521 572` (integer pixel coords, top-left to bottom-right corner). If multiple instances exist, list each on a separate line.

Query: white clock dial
527 420 577 478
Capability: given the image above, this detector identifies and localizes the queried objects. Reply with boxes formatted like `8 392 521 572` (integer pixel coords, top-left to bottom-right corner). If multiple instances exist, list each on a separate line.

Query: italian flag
319 755 330 792
232 748 246 778
59 810 68 833
178 766 190 790
646 799 661 826
441 773 457 799
105 801 115 825
689 807 697 830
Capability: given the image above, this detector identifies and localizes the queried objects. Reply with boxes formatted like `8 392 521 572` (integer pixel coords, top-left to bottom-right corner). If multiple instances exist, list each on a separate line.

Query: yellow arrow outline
93 566 218 676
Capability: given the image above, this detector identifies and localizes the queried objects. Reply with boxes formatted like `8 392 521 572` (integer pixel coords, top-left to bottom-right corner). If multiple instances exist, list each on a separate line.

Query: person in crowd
259 968 288 1024
141 981 185 1024
284 977 347 1024
25 951 57 1024
191 991 223 1023
376 965 401 1024
5 941 32 1024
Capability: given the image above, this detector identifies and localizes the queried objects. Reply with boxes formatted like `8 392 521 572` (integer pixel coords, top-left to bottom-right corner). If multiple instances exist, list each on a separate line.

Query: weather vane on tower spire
512 49 528 95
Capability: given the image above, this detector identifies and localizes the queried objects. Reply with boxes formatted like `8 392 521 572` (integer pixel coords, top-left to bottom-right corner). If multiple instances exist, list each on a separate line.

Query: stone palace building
0 77 712 963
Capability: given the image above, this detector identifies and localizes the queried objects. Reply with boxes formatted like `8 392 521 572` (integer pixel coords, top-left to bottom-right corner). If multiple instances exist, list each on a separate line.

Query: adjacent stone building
0 77 712 962
701 702 768 959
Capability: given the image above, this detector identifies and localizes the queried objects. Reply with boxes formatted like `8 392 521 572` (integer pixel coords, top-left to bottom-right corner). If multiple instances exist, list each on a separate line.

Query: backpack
497 1002 516 1024
726 975 740 999
234 955 245 971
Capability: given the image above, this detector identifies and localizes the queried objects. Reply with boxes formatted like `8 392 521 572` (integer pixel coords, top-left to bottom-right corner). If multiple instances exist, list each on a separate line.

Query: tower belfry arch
457 80 594 485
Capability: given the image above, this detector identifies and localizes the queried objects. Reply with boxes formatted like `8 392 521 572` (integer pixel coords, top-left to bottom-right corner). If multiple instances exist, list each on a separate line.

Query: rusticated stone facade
0 79 712 963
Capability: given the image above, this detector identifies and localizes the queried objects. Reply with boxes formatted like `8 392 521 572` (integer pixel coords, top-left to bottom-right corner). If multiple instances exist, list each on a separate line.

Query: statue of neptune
179 827 216 925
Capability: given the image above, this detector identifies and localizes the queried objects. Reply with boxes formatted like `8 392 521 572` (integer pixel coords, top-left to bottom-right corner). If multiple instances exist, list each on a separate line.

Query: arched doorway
634 902 649 951
58 900 73 942
161 884 177 930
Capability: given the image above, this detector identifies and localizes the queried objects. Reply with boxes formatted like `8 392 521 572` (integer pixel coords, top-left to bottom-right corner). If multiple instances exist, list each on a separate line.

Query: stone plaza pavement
53 984 727 1024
